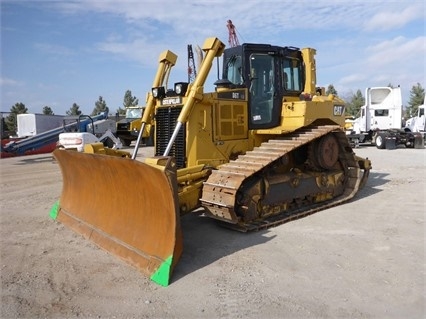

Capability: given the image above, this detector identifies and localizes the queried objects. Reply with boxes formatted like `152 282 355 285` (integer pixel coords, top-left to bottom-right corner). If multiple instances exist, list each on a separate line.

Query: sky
1 0 425 115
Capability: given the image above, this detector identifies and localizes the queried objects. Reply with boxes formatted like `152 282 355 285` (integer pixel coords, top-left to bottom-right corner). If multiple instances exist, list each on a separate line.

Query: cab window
226 55 243 85
249 53 274 125
282 58 303 92
374 109 389 116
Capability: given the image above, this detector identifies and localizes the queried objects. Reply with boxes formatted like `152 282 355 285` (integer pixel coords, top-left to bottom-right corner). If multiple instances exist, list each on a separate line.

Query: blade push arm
133 50 178 159
164 37 225 156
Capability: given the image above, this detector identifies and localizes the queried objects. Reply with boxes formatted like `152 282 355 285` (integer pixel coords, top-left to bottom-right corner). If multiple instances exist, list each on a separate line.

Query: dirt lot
1 145 425 319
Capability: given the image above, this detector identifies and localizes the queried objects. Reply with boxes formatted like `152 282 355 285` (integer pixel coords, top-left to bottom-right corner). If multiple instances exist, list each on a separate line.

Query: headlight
174 82 188 96
152 86 166 99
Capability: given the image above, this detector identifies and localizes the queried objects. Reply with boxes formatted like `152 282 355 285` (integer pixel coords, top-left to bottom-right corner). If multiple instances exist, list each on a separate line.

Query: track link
200 125 365 231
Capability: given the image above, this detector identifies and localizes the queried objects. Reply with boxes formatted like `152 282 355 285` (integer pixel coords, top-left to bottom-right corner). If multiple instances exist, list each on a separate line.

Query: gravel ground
0 145 425 319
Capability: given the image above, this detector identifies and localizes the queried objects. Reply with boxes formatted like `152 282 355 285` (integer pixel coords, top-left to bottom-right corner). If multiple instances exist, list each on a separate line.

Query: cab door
247 52 281 129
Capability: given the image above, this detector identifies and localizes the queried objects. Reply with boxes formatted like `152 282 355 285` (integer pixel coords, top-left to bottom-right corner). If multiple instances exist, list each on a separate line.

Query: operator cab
220 44 305 129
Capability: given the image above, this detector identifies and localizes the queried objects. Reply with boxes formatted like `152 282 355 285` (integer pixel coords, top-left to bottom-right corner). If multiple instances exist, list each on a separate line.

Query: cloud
3 0 424 113
34 43 75 56
338 73 368 86
47 0 396 68
95 37 176 67
0 77 23 86
330 34 425 104
366 36 426 67
363 4 425 31
49 1 385 36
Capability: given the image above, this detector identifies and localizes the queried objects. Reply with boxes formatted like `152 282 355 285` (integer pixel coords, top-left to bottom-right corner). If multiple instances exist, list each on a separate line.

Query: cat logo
333 105 345 116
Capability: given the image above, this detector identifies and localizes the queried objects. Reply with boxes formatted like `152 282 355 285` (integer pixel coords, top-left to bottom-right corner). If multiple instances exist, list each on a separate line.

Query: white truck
58 130 123 152
58 114 123 152
404 98 425 136
347 86 423 149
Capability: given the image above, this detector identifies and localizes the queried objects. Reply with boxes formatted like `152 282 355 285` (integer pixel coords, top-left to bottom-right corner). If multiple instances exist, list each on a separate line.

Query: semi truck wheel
375 133 386 149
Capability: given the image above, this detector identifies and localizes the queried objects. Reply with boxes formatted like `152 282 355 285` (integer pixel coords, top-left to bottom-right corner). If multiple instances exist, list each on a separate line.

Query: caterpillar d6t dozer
51 37 371 286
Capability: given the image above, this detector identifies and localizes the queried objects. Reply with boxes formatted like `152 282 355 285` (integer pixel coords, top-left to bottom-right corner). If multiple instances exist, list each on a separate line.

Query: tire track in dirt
214 255 264 318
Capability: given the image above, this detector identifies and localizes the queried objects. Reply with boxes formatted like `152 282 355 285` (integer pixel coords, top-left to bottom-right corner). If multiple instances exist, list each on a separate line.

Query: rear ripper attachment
50 150 182 286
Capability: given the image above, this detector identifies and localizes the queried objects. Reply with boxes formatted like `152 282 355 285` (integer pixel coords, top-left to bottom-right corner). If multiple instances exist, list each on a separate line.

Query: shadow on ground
172 170 389 283
172 210 274 283
14 155 55 165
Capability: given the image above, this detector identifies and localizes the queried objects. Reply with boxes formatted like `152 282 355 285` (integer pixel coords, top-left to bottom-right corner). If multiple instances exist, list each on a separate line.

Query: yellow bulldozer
50 37 371 286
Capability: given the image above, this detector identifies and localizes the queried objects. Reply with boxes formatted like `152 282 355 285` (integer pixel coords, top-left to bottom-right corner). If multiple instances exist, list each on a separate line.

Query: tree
116 107 126 116
345 89 365 116
405 83 425 118
66 103 82 116
91 96 109 116
123 90 138 108
325 84 338 96
42 106 54 115
5 102 28 133
119 90 139 116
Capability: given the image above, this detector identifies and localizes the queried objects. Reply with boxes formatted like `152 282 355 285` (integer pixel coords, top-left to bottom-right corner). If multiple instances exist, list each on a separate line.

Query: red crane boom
227 20 240 47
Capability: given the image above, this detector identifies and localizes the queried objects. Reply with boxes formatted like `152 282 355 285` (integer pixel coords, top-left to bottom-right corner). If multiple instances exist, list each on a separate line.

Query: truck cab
405 100 425 134
349 87 423 148
116 106 153 146
352 87 403 134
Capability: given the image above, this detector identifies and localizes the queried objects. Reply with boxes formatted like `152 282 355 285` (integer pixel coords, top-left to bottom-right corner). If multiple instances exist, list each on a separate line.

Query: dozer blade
50 149 182 286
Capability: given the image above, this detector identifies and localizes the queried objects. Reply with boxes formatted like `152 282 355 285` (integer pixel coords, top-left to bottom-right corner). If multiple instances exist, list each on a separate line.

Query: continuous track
200 125 367 231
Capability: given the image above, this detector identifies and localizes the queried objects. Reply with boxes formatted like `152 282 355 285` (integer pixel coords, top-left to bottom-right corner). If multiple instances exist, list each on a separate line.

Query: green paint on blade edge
49 201 60 219
150 255 173 287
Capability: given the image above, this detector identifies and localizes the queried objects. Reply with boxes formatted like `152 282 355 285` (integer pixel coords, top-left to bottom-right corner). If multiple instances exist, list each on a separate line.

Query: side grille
155 106 186 169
